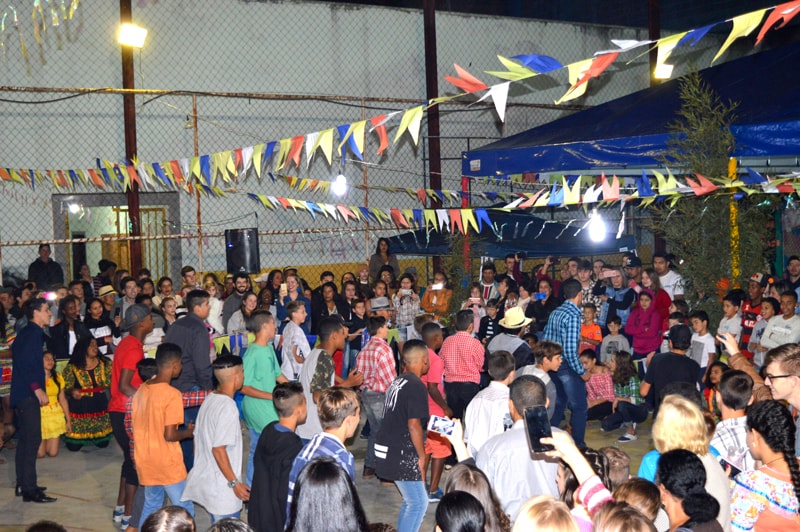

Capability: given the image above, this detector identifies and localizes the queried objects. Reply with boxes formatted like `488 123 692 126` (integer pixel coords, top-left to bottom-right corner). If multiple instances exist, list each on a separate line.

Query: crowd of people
2 239 800 531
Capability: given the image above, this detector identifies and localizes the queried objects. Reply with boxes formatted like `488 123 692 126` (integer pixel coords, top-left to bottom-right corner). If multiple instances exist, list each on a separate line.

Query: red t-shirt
109 335 144 412
421 348 445 417
739 300 762 359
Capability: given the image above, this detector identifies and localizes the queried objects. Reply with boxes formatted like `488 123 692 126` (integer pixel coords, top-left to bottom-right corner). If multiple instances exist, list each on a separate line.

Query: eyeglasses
765 374 795 381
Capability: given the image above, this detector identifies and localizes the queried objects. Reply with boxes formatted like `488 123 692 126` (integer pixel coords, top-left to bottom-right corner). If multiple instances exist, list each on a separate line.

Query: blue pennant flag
511 53 563 73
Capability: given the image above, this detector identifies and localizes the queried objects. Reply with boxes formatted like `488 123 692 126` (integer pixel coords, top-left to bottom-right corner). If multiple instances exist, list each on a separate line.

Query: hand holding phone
534 292 547 301
523 405 553 454
280 283 288 296
431 282 444 290
427 415 456 436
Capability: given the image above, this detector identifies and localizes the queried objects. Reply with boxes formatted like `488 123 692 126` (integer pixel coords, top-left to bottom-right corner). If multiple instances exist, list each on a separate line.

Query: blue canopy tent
387 210 636 257
462 41 800 177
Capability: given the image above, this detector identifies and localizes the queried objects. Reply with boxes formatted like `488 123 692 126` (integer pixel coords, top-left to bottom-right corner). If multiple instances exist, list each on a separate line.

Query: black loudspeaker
225 228 260 274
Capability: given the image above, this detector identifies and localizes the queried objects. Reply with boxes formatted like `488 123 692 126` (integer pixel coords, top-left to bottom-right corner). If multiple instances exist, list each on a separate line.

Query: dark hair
286 458 369 532
141 505 196 532
185 289 209 313
560 448 611 510
578 260 593 272
702 361 730 393
421 321 442 341
318 316 344 342
273 382 306 418
26 521 68 532
435 491 486 532
672 299 690 316
375 237 391 255
213 354 243 370
155 342 182 369
138 278 155 293
747 400 800 505
781 290 799 303
246 310 274 334
443 463 510 532
43 351 60 394
367 316 387 337
119 276 137 292
68 336 103 370
482 261 496 273
180 265 196 277
611 351 637 386
232 272 249 284
135 294 152 306
157 276 173 290
455 309 474 332
401 339 428 366
579 349 597 360
58 294 80 318
205 518 253 532
509 375 547 417
487 351 515 381
655 450 720 527
321 281 338 296
607 315 622 326
561 278 582 300
723 291 743 307
136 358 158 382
668 311 685 321
533 340 562 365
689 310 709 323
761 297 780 315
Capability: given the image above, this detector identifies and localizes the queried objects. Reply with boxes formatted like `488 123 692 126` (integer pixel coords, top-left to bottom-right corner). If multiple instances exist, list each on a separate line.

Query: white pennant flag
476 82 511 122
241 146 254 174
305 132 319 169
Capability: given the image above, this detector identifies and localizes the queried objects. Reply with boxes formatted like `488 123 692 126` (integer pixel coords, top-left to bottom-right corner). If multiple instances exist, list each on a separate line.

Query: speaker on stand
225 228 260 274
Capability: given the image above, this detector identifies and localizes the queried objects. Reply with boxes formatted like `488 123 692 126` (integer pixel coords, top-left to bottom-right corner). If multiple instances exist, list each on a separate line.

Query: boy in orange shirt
132 343 195 527
579 304 602 356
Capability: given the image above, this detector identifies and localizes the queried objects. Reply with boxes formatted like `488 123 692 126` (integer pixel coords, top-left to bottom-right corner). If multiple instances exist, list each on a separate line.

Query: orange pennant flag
390 209 409 228
0 168 11 181
370 115 389 156
756 0 800 44
601 173 620 201
685 173 719 196
444 63 489 93
449 209 464 234
127 165 141 187
416 189 427 204
574 52 619 89
277 197 292 209
87 168 105 188
170 161 184 186
288 135 304 168
56 170 68 187
234 148 243 171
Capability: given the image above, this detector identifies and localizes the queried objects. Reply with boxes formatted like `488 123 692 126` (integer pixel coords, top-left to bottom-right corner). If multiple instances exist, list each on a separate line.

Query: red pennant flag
449 209 464 234
370 115 389 156
87 168 105 188
0 168 11 181
234 148 243 171
288 136 304 168
756 0 800 44
56 170 68 187
444 63 489 93
127 165 141 186
277 197 292 209
575 52 619 89
390 209 409 228
416 189 427 204
170 161 184 186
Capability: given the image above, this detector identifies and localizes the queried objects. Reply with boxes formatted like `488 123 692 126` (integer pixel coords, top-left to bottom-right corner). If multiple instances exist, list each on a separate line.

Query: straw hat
498 307 532 330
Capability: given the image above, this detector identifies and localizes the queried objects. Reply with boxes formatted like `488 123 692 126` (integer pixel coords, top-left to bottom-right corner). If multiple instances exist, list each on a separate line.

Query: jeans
395 480 429 532
556 367 588 448
14 396 41 495
246 427 260 486
210 511 241 523
139 480 194 528
601 401 649 431
361 390 386 469
549 370 568 427
180 405 200 472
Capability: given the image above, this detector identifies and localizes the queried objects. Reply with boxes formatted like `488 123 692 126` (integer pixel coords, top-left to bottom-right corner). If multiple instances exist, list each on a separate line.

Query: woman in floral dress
63 337 113 451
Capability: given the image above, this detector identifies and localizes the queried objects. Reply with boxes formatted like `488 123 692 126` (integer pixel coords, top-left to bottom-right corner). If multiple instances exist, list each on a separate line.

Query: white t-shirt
761 314 800 349
281 322 311 380
659 270 684 299
181 393 243 515
689 332 716 368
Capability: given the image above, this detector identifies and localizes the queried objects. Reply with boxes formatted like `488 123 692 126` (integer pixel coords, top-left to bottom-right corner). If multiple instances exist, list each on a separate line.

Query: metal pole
648 0 661 87
192 94 203 273
423 0 442 272
120 0 142 274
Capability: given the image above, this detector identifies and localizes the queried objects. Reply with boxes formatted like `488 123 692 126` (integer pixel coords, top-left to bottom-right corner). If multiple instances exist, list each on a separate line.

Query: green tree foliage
646 72 773 325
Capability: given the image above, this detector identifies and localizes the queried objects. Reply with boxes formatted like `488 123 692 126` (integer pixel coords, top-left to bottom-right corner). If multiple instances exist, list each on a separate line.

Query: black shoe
22 491 57 503
16 485 46 497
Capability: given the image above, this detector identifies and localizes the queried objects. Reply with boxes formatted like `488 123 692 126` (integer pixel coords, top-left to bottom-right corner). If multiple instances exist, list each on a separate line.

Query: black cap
624 256 643 268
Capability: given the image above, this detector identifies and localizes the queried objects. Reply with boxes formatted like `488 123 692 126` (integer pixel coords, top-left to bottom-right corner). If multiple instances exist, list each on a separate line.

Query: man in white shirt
653 253 684 300
464 351 515 455
475 374 565 521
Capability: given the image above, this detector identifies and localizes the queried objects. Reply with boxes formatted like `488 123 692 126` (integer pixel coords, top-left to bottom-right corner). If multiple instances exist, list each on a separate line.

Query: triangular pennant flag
554 58 593 104
685 173 719 196
369 115 389 156
655 32 687 72
152 163 171 187
475 82 510 122
601 174 620 201
575 52 619 88
305 132 319 169
394 106 425 145
0 168 12 182
423 210 437 231
534 191 551 207
87 168 105 188
449 209 464 234
413 209 424 229
547 183 564 206
372 208 390 225
461 209 478 234
390 208 409 228
485 55 538 81
743 167 767 185
713 10 767 63
274 138 292 171
636 171 655 197
337 205 356 222
756 0 800 44
263 141 277 172
241 146 253 175
199 155 212 187
678 22 717 47
288 135 304 169
444 63 489 93
436 209 449 232
336 124 350 166
583 184 602 204
519 189 545 208
475 209 492 232
252 144 264 178
563 175 582 205
338 121 366 162
510 53 563 73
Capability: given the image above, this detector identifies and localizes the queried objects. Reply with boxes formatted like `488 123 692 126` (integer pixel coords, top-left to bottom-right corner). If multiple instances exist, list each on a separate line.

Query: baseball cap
749 273 767 287
624 256 643 268
121 304 151 331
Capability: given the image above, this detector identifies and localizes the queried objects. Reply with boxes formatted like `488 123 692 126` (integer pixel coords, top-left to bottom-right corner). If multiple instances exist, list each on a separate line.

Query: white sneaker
618 432 638 443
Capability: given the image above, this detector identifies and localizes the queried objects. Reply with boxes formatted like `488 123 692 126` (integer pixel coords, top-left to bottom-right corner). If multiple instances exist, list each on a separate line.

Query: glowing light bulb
68 203 80 214
332 174 348 197
588 209 606 242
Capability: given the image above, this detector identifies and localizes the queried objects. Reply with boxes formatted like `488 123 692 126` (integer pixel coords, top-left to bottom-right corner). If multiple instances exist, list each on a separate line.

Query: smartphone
427 415 456 436
523 405 553 454
400 289 412 296
600 269 617 279
280 282 288 294
534 292 547 301
432 282 444 290
114 306 122 317
468 297 480 304
719 457 742 478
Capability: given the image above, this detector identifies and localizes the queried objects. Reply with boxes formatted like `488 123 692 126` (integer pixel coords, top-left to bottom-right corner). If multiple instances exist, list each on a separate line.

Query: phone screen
114 306 121 317
523 405 553 454
427 415 456 436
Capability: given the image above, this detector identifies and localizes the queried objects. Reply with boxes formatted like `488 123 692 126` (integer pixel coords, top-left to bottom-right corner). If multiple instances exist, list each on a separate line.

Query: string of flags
2 2 799 197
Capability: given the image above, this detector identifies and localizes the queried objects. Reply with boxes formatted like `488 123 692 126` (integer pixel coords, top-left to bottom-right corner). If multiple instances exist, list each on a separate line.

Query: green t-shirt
241 343 282 433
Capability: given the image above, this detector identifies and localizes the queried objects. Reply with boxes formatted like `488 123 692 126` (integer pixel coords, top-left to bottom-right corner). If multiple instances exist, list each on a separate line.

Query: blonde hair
652 394 709 455
512 495 578 532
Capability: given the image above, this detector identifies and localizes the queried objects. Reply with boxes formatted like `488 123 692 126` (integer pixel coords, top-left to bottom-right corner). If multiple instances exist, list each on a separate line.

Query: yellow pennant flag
461 209 479 234
563 176 582 205
275 138 292 171
485 55 538 81
312 128 335 166
226 151 237 180
190 157 201 183
252 144 264 178
423 210 437 231
555 58 593 104
713 9 767 63
655 32 687 71
338 120 367 159
394 106 425 145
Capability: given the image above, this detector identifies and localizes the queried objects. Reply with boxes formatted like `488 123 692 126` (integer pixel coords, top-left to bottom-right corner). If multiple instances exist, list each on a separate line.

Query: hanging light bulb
331 174 348 197
68 202 80 214
588 208 606 242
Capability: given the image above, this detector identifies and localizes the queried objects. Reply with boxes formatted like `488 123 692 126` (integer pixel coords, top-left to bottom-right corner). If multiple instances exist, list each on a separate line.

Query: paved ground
0 416 653 531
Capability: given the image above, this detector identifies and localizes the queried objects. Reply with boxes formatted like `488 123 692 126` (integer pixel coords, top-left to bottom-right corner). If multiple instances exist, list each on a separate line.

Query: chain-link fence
0 1 737 290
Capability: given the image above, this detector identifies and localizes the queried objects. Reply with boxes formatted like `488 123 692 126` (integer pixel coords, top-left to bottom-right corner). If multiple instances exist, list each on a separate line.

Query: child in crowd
709 370 756 473
716 292 743 354
599 316 629 365
660 312 685 353
419 322 451 501
522 332 538 350
39 351 70 458
760 291 800 349
477 298 500 345
517 340 562 421
462 283 486 336
688 310 717 385
661 299 690 335
181 355 249 523
598 446 631 490
464 351 515 456
579 350 614 421
579 304 602 356
132 343 195 527
345 299 367 375
702 361 729 421
280 301 311 381
746 296 778 369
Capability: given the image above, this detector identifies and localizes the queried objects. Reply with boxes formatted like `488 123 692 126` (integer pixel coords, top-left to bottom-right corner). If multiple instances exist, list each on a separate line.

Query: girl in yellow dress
39 351 71 458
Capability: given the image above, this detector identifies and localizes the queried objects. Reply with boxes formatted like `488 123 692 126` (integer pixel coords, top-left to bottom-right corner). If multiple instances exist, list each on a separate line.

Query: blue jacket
10 322 47 407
